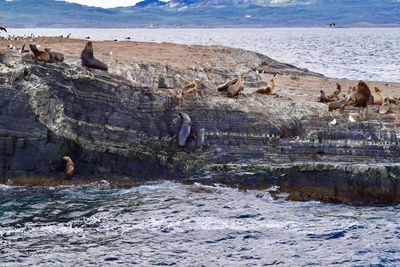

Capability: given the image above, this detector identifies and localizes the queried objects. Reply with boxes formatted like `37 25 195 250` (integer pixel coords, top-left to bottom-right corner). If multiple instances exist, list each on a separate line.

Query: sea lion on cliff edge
81 41 108 71
217 78 238 92
45 48 64 62
178 112 191 148
254 79 276 95
341 81 372 119
29 44 50 63
227 74 245 97
63 156 75 180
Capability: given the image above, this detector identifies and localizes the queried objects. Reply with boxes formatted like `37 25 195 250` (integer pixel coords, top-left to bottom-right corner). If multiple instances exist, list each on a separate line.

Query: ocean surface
1 181 400 266
2 28 400 266
8 28 400 82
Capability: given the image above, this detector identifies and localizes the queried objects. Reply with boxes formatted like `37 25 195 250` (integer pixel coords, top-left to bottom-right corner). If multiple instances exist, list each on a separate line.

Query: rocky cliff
1 38 400 204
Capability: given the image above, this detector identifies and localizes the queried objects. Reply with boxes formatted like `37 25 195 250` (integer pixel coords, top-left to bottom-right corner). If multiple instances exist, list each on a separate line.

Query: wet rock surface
1 39 400 204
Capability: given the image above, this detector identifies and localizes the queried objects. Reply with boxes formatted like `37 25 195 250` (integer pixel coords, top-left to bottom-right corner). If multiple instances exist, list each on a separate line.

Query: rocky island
1 37 400 204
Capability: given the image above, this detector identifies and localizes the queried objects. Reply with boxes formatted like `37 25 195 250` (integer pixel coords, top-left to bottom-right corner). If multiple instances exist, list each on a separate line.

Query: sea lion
45 48 64 62
319 90 331 103
217 78 238 92
182 79 201 96
341 81 372 119
227 74 245 97
29 44 50 63
80 41 108 71
328 93 354 111
63 156 75 180
336 82 342 92
196 128 205 152
379 97 397 114
254 79 276 95
178 112 191 148
370 86 383 105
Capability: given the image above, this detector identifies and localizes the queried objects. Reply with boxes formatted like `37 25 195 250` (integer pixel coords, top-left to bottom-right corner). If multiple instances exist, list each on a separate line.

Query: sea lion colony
2 36 398 179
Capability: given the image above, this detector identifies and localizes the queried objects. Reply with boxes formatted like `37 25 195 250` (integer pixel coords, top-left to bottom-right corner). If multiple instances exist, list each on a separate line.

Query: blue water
1 181 399 266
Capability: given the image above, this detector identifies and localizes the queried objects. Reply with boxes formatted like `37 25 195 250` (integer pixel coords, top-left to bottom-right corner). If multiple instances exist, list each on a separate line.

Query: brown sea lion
319 90 331 103
328 93 355 111
379 97 397 114
217 78 238 92
29 44 50 63
63 156 75 180
370 86 383 105
341 81 372 119
227 74 245 97
327 89 340 101
80 41 108 71
182 79 201 96
45 48 64 62
254 79 276 95
178 112 191 148
336 82 342 92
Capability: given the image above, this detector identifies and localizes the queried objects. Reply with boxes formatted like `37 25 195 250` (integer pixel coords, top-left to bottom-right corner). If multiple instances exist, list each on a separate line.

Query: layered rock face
1 40 399 204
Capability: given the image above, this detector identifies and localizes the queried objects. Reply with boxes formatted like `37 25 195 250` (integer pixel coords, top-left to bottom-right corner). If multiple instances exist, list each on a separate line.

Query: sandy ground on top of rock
1 37 400 106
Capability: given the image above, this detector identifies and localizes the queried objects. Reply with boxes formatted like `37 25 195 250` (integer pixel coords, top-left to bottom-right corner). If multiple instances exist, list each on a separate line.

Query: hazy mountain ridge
0 0 399 28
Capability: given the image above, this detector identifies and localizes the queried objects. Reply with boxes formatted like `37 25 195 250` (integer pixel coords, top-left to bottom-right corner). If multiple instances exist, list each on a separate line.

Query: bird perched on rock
348 115 356 123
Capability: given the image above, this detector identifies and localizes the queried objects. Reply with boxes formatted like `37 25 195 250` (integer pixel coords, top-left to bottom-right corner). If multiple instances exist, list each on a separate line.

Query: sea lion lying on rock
227 74 245 97
217 78 238 92
379 97 397 114
328 93 354 111
254 79 276 95
29 44 50 63
63 156 75 180
182 79 201 96
81 41 108 71
45 48 64 62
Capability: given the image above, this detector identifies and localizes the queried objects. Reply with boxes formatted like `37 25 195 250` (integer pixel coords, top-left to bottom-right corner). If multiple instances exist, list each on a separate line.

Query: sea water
1 181 399 266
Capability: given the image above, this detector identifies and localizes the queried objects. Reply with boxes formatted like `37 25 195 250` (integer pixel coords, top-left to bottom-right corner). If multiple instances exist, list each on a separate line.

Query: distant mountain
135 0 168 8
0 0 399 28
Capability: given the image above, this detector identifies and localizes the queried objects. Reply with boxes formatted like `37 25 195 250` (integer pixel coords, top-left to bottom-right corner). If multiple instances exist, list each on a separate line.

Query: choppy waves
1 181 400 266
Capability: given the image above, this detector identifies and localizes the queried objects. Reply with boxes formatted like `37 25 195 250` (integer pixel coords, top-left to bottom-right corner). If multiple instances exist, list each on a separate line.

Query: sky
63 0 152 8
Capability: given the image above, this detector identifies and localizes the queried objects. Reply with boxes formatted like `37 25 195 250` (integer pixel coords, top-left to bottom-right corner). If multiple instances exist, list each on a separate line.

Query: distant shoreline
5 26 400 29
